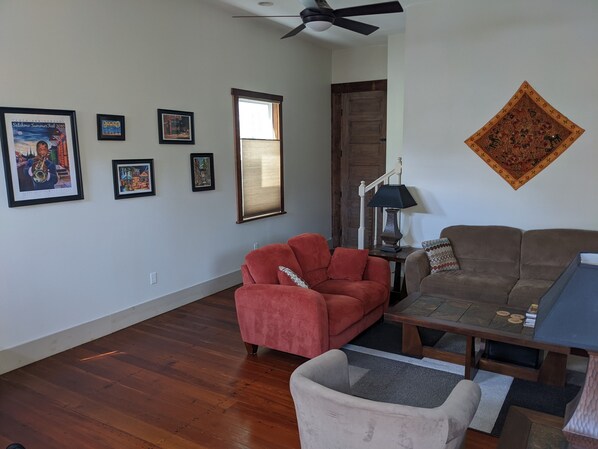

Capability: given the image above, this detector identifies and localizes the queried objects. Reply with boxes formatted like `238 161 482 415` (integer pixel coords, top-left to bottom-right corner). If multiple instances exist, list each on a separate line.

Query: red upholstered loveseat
235 233 391 358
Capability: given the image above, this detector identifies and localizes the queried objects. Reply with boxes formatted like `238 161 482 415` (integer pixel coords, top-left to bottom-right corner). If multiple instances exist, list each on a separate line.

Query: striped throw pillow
421 238 460 273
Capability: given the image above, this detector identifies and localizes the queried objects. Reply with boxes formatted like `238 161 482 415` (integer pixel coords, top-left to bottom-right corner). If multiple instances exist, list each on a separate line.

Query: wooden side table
368 246 421 304
497 406 565 449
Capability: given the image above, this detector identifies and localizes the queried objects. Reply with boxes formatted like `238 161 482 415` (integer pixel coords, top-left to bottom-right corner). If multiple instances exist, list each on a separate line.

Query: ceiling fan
233 0 403 39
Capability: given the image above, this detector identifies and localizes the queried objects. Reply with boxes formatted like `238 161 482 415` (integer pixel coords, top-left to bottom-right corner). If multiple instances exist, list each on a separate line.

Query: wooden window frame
232 88 285 224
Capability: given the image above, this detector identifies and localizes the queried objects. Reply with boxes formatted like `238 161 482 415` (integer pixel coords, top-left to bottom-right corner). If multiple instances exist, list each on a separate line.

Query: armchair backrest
244 243 303 285
290 350 480 449
288 233 331 287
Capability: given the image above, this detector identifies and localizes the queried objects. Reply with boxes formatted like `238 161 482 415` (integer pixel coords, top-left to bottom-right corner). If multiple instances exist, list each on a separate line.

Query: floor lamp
534 253 598 449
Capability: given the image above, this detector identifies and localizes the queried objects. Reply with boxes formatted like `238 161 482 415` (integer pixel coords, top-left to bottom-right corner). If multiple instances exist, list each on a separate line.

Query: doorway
331 80 387 248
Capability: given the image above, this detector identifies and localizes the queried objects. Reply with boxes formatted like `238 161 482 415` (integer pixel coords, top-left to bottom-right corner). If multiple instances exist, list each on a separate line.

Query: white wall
398 0 598 244
331 44 388 84
0 0 332 371
386 33 406 171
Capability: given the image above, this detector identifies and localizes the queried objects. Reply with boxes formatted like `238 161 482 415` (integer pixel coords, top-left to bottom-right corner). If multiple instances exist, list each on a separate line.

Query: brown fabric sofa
405 225 598 308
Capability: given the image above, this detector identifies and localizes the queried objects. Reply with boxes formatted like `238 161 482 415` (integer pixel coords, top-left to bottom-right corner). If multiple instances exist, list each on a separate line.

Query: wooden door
332 81 387 248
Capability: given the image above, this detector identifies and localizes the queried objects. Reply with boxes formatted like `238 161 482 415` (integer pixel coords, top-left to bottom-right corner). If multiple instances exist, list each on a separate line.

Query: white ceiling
203 0 406 50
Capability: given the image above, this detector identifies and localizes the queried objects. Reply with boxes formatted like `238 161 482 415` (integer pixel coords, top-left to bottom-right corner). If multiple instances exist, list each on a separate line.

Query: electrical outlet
150 272 157 285
253 242 259 250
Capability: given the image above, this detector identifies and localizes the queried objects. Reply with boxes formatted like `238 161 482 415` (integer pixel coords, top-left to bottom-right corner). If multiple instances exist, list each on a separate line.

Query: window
232 88 285 223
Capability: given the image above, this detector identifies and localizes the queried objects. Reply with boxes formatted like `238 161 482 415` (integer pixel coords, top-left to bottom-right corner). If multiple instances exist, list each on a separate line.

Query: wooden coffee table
385 293 571 386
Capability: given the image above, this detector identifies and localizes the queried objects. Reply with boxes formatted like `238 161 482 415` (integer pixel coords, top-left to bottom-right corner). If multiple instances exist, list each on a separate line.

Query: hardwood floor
0 286 498 449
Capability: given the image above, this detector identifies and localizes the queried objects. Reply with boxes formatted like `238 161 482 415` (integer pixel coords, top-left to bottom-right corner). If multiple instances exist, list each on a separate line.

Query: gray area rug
344 334 582 437
346 349 462 408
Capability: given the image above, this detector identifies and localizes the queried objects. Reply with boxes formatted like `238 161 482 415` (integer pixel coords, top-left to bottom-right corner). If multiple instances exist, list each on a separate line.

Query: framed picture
0 106 84 207
112 159 155 199
190 153 215 192
157 109 194 144
97 114 125 141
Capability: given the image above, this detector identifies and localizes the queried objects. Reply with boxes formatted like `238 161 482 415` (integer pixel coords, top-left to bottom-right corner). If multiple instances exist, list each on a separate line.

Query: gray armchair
290 349 481 449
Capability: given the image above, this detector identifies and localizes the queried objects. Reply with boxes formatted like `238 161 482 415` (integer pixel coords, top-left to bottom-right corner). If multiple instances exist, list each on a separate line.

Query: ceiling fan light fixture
304 19 333 32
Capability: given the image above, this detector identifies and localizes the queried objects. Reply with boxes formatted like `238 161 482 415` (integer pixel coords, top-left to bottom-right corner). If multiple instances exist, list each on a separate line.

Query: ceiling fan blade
233 15 300 18
333 17 379 35
334 1 403 18
281 23 306 39
300 0 332 10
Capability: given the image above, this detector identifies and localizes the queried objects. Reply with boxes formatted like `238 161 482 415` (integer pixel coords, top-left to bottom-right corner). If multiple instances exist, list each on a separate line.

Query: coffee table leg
402 324 423 357
538 351 567 386
465 336 478 380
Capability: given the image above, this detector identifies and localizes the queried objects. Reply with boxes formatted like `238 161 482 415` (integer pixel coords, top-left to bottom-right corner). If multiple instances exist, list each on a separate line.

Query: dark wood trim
331 79 387 94
231 89 285 224
331 79 388 247
230 88 283 103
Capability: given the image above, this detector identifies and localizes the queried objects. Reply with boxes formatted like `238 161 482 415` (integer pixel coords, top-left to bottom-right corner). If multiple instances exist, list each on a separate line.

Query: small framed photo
190 153 215 192
112 159 155 199
97 114 125 141
0 106 84 207
157 109 194 144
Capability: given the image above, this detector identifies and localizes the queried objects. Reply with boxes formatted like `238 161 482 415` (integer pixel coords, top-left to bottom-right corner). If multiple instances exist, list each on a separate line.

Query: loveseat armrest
235 284 329 358
439 379 481 446
363 256 391 293
405 249 430 294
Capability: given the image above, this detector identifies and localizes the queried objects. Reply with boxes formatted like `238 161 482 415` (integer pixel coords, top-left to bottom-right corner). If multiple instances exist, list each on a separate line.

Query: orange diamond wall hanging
465 81 584 190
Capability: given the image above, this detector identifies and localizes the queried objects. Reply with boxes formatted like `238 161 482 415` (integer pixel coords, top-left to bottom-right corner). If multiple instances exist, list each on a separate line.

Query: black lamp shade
367 184 417 209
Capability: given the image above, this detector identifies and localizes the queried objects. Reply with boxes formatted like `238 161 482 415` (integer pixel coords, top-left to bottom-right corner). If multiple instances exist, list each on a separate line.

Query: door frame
331 79 387 248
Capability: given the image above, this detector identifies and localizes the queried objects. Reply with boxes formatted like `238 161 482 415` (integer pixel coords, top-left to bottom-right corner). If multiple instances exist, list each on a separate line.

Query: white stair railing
357 157 403 249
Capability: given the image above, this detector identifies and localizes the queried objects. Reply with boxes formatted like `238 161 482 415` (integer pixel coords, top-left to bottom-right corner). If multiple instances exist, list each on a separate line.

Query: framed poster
0 107 84 207
112 159 155 199
97 114 125 141
190 153 215 192
157 109 194 144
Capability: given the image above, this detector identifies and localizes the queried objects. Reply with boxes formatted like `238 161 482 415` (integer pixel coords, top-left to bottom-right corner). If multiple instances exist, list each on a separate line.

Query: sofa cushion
288 233 331 287
278 266 309 288
441 225 521 278
520 229 598 281
420 271 518 304
313 279 388 315
321 293 364 336
245 244 303 285
422 238 460 273
327 248 369 281
508 278 554 308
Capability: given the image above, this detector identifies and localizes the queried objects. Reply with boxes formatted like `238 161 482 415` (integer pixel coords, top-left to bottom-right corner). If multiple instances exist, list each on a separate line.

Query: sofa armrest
235 284 329 358
363 256 391 293
405 249 430 294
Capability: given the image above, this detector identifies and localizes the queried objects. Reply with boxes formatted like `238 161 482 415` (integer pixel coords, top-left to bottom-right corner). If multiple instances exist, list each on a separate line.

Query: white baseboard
0 270 242 375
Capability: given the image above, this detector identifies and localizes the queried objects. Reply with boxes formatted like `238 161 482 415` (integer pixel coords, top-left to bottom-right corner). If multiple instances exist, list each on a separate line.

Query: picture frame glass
115 161 153 196
190 153 214 192
97 114 125 140
158 109 194 144
1 108 83 206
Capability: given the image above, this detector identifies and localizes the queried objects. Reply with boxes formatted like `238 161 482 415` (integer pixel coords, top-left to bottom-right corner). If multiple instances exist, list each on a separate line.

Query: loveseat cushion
313 279 388 315
321 293 364 336
508 278 554 308
327 248 369 281
288 233 331 287
245 244 303 285
420 270 518 304
520 229 598 281
441 225 521 278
